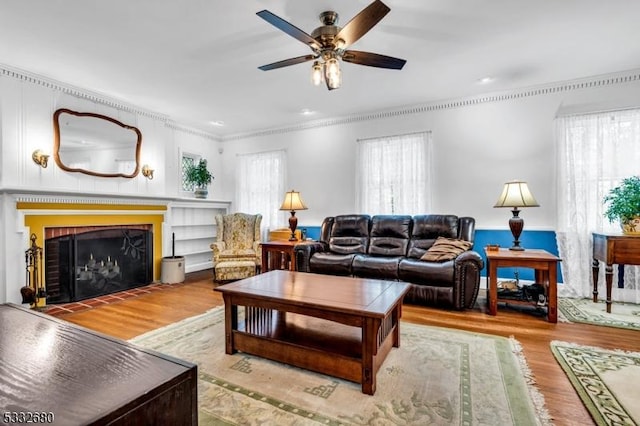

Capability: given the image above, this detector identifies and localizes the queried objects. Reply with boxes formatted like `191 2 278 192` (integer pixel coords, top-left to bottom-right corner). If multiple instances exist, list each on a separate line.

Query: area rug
550 341 640 425
558 298 640 330
130 306 551 425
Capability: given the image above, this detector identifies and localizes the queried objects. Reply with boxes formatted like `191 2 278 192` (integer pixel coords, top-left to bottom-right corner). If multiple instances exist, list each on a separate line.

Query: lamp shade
279 190 308 211
494 180 539 208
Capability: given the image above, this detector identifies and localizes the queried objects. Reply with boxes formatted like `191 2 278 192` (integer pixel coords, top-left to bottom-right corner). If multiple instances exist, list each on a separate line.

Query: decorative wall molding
5 190 231 208
13 194 168 207
5 61 639 143
222 69 640 141
164 120 219 141
0 64 170 122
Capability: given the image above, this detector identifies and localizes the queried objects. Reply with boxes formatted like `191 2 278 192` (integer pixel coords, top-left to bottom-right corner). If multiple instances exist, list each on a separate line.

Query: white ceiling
3 0 640 138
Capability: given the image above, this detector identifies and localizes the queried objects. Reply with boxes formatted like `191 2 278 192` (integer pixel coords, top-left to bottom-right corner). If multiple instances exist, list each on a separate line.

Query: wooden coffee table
215 270 410 395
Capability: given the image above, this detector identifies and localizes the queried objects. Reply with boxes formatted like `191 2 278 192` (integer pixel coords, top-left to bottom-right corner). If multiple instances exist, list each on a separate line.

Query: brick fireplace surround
17 197 167 308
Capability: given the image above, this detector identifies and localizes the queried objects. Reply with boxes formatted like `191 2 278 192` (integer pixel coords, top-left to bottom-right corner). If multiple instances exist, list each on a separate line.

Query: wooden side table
261 240 299 272
485 248 561 323
592 232 640 313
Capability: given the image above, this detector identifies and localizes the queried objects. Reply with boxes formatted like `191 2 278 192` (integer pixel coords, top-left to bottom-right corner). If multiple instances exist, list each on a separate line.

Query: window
356 132 432 215
236 150 287 238
556 108 640 302
181 154 198 191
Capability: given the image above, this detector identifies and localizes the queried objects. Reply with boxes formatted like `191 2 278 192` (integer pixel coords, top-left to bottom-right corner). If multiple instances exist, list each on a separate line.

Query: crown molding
4 62 638 143
221 69 640 141
1 63 223 141
164 120 220 141
0 64 172 123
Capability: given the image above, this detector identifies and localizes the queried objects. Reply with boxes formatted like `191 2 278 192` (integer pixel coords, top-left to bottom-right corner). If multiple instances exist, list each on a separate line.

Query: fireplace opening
45 227 153 304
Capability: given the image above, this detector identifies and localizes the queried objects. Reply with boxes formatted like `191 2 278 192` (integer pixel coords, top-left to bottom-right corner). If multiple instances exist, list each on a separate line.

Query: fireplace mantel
2 190 230 306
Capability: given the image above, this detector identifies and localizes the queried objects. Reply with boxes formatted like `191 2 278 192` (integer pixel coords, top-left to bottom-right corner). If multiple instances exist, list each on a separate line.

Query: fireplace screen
45 228 153 304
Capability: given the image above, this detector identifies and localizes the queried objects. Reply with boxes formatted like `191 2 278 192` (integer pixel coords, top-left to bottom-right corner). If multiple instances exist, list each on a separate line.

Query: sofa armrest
453 250 485 309
294 241 327 272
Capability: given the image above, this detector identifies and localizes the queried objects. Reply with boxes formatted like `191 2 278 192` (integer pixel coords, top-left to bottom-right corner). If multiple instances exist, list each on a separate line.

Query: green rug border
558 298 640 331
131 306 552 425
550 340 638 426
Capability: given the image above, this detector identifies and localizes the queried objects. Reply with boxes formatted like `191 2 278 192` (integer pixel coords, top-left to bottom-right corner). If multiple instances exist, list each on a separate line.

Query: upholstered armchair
211 212 262 282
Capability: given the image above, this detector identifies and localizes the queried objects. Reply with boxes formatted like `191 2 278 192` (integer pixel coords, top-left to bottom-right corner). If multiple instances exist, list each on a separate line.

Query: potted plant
604 175 640 234
185 159 214 199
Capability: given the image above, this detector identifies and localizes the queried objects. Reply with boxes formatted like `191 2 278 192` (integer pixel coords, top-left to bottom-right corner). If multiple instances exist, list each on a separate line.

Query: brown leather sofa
294 214 484 310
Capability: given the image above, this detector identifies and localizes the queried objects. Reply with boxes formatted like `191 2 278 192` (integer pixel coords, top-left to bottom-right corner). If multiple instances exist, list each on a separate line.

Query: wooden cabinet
0 303 197 425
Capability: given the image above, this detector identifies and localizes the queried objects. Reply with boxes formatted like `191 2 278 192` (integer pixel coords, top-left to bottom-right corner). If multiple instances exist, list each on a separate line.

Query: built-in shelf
166 200 230 273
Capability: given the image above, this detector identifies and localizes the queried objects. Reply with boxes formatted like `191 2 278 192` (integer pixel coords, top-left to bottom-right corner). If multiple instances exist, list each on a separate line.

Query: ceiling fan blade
334 0 390 48
258 54 318 71
342 50 406 69
256 10 321 50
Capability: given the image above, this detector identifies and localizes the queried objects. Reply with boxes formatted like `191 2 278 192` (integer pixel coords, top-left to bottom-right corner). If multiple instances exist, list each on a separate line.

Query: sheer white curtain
556 108 640 302
236 150 287 240
356 132 432 215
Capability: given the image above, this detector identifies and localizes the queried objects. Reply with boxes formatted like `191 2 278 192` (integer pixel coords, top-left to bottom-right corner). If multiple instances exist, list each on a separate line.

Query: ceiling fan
256 0 406 90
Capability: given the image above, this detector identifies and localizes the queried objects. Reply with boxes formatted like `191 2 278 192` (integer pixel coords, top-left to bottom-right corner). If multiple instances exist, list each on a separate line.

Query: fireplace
45 226 153 304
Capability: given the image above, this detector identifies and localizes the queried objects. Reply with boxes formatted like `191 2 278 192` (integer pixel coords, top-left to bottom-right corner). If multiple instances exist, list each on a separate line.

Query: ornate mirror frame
53 108 142 178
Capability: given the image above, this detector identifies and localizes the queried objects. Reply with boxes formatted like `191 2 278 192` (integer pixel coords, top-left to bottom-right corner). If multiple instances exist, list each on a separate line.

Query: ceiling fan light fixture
324 56 342 89
311 61 323 86
258 1 405 92
326 66 342 90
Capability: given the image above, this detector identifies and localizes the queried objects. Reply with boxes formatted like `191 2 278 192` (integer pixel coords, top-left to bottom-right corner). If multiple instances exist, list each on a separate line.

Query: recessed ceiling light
300 108 315 116
210 120 225 127
478 76 494 84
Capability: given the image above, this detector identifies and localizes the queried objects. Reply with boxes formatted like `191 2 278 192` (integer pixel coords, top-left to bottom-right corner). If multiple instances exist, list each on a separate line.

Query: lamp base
508 208 525 251
288 211 298 241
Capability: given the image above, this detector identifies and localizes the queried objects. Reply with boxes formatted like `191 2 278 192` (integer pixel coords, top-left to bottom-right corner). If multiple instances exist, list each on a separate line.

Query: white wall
0 74 223 196
220 75 640 230
0 70 224 304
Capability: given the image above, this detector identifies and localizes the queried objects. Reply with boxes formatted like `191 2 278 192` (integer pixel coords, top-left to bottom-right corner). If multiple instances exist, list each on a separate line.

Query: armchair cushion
420 237 472 262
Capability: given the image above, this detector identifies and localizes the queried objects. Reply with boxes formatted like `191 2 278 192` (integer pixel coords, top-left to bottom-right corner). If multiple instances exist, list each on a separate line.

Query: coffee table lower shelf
226 308 398 395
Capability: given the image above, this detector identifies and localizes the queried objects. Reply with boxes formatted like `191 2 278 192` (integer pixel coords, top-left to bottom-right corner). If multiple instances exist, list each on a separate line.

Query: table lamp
494 180 539 251
279 190 308 241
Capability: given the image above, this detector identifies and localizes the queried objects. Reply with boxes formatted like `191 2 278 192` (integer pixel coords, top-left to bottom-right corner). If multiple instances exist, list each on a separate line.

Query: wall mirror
53 108 142 178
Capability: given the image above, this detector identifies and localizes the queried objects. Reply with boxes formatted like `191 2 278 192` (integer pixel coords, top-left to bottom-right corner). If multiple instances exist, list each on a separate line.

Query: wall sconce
141 164 154 180
32 150 49 168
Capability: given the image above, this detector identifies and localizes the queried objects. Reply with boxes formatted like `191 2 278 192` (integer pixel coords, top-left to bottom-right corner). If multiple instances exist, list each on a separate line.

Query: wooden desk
485 248 561 323
261 240 299 272
216 270 410 395
0 303 197 425
592 233 640 313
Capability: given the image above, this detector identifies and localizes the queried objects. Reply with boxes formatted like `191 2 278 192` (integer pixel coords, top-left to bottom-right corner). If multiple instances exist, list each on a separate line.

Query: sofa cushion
352 255 403 280
398 258 455 286
368 215 411 256
328 215 371 255
309 252 357 276
407 215 460 259
420 237 472 262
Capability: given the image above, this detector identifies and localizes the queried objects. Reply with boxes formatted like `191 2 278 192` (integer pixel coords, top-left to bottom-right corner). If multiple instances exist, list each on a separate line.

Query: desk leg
488 261 498 316
547 263 558 323
261 249 268 274
592 258 600 302
605 264 613 313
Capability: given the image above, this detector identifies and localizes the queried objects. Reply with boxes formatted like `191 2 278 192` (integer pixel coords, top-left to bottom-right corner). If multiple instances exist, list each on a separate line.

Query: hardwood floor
56 270 640 426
